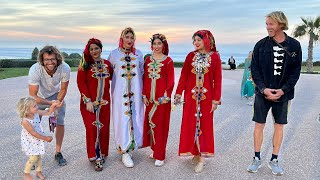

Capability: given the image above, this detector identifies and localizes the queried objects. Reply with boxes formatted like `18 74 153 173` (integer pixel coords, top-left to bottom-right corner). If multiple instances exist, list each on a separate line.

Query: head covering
150 33 169 55
192 30 216 52
79 38 103 70
119 27 136 54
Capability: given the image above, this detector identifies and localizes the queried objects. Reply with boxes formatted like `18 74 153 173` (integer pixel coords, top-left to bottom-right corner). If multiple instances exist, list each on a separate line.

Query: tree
69 53 81 59
31 47 39 60
292 16 320 72
61 52 69 59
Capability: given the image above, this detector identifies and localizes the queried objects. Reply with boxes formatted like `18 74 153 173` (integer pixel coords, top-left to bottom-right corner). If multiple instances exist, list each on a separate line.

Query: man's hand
263 88 283 101
273 89 284 100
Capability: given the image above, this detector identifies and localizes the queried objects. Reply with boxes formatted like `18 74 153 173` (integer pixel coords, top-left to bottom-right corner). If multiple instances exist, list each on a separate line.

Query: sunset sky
1 0 319 55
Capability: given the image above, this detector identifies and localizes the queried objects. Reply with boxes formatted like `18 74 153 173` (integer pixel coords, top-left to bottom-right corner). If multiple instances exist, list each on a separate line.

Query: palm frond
293 25 307 38
314 16 320 28
301 17 309 25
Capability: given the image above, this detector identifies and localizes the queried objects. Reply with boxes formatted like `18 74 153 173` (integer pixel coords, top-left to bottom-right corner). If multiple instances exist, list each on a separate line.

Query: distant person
108 27 144 168
174 30 222 173
247 11 302 175
228 55 236 70
241 51 255 105
142 33 174 167
17 97 63 180
28 45 71 166
77 38 113 171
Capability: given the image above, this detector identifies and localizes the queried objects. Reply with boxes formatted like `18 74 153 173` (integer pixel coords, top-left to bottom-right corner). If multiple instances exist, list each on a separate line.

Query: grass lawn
0 67 78 80
1 66 319 80
301 66 320 72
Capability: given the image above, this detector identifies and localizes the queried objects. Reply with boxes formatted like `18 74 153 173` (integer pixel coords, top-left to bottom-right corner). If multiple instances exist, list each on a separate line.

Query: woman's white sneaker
122 153 134 168
155 160 164 167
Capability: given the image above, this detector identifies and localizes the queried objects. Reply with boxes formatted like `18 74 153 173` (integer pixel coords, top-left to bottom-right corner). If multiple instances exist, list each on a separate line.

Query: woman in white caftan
108 27 144 168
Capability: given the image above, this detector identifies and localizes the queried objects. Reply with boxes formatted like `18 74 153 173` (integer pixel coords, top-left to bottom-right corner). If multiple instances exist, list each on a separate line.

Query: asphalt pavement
0 69 319 180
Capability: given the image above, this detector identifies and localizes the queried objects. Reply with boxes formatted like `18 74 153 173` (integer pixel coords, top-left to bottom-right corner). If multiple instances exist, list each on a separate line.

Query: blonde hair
266 11 289 30
16 97 36 118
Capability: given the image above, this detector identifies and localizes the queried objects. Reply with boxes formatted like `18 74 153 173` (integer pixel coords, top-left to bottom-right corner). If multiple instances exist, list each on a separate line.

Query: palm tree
292 16 320 72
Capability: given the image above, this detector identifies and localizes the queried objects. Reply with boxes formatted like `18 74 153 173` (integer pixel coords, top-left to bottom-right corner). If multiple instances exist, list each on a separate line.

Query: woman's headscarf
119 27 136 54
79 38 103 70
192 30 217 52
150 33 169 56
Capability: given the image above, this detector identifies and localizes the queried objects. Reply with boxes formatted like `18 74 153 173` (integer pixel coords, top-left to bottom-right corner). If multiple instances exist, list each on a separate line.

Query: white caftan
108 48 144 153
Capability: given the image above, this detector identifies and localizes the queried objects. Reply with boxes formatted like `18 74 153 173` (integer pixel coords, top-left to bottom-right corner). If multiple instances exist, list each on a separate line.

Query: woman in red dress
142 33 174 167
77 38 113 171
174 30 222 173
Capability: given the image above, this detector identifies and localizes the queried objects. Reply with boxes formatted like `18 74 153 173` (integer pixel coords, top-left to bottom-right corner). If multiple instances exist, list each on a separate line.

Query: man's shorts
38 93 66 126
252 95 290 124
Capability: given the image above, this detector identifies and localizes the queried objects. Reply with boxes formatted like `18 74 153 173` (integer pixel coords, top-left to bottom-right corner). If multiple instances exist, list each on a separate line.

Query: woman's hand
210 104 217 113
143 98 149 106
174 94 182 105
86 102 94 113
162 99 169 104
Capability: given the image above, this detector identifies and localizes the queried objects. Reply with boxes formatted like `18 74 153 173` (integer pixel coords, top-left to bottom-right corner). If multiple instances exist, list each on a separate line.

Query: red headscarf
119 27 136 54
192 30 216 52
150 33 169 55
79 38 102 70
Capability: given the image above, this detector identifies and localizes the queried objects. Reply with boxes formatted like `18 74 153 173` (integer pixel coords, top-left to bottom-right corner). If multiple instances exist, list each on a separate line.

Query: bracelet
142 95 147 99
82 94 91 104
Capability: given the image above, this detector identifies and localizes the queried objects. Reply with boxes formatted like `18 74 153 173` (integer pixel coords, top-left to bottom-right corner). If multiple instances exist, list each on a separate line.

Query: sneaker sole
268 163 284 176
247 164 262 173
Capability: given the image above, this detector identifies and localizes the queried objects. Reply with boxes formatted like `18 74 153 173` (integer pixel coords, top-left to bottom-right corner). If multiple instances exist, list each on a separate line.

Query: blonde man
247 11 302 175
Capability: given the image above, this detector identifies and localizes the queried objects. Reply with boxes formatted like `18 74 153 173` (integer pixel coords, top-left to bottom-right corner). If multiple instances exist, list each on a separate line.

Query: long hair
150 33 169 56
79 38 103 70
16 97 36 118
119 27 136 54
38 46 64 66
266 11 289 30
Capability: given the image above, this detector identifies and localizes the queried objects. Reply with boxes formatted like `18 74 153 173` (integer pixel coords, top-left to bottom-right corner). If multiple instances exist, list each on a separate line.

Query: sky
1 0 320 56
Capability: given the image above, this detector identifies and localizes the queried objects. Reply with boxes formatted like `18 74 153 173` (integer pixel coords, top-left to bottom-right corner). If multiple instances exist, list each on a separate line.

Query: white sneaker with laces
155 160 164 167
122 153 134 168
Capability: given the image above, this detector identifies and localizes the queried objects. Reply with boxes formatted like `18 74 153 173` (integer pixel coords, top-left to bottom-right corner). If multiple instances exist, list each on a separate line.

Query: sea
0 47 319 65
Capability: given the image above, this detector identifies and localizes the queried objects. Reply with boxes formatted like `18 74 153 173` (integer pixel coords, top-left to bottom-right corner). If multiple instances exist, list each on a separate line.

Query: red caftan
142 56 175 160
77 60 113 160
175 51 222 156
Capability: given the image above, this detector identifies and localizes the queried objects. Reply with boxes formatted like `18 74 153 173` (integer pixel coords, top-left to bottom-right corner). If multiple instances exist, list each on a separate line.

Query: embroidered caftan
142 56 174 160
77 59 113 160
175 51 222 156
108 48 144 153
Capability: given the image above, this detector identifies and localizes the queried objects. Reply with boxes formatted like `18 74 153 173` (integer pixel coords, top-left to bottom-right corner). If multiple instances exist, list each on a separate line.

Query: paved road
0 69 319 180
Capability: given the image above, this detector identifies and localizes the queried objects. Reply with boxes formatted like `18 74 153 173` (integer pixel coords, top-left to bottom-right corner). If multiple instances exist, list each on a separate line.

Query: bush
302 61 320 66
238 62 245 68
61 52 69 59
65 59 80 67
174 62 184 67
313 61 320 66
0 60 36 68
69 53 81 59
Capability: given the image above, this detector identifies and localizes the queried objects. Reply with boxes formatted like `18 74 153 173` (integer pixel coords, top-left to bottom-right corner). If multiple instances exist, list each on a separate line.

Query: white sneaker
122 153 134 168
155 160 164 167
